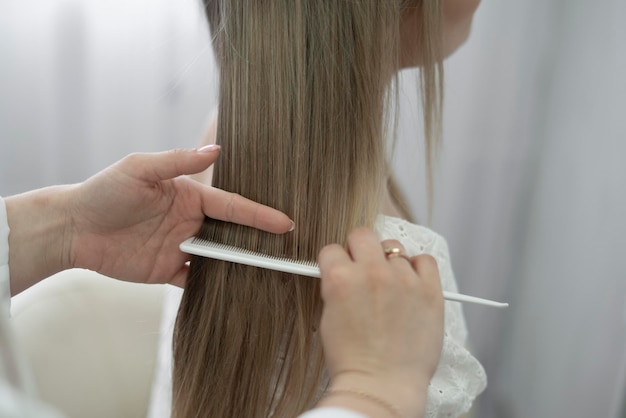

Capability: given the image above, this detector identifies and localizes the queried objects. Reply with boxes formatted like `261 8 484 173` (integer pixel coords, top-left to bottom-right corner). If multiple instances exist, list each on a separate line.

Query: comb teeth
181 237 321 278
179 237 509 309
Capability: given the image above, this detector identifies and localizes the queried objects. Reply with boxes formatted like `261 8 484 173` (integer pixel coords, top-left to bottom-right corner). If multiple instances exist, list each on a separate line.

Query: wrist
321 371 428 418
6 185 75 295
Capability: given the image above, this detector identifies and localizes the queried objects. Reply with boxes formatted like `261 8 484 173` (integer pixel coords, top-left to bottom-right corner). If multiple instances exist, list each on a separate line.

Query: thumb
169 263 189 289
123 146 221 182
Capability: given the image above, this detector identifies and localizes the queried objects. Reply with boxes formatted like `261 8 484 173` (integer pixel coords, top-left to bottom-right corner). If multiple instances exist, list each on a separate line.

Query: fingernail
289 221 295 232
197 144 221 153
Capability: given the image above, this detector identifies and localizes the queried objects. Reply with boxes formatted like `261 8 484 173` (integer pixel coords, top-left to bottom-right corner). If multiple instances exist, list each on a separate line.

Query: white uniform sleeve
297 407 369 418
0 196 11 315
0 196 66 417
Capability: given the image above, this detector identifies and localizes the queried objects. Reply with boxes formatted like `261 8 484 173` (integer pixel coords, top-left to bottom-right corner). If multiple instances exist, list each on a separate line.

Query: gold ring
383 247 411 262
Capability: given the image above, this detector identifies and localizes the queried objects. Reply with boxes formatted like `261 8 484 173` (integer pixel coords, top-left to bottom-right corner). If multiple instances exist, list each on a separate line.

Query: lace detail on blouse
375 216 487 418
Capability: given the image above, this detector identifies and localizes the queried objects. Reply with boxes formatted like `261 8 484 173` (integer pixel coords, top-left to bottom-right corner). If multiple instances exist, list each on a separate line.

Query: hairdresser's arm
5 147 293 295
309 229 444 418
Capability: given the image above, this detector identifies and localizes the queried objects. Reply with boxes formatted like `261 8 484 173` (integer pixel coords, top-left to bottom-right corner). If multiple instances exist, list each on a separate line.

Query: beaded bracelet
325 389 403 418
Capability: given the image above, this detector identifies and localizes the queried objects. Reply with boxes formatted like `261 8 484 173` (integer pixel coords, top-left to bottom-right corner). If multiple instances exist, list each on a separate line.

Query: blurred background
1 0 625 417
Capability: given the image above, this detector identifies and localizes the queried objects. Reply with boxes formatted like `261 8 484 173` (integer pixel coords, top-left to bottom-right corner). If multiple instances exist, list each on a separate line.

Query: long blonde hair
173 1 442 417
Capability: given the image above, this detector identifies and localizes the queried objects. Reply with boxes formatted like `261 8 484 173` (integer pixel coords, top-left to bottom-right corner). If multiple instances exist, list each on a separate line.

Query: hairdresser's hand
6 146 293 295
315 228 444 418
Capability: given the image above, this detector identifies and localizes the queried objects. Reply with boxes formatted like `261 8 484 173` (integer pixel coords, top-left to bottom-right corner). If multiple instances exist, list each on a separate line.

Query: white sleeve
297 407 369 418
0 196 66 417
0 196 11 315
147 286 183 418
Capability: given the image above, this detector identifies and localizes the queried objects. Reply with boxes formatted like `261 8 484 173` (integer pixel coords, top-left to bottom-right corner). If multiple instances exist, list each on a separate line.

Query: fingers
411 254 442 295
318 244 352 278
123 147 221 182
346 230 414 278
327 229 417 274
381 239 409 261
318 234 417 304
318 244 353 300
118 148 295 234
346 228 386 263
198 185 294 234
380 238 416 277
410 254 438 279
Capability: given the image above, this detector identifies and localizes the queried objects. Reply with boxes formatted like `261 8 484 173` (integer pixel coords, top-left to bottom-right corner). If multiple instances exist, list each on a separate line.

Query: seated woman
169 1 485 417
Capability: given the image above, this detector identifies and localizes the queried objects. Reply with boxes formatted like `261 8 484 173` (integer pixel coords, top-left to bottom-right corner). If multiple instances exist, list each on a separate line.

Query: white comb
180 237 509 309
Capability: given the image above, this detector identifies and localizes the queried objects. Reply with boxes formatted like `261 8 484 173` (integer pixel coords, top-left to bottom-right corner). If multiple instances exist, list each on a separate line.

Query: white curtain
394 0 626 417
2 1 625 417
0 0 218 195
